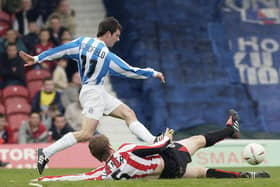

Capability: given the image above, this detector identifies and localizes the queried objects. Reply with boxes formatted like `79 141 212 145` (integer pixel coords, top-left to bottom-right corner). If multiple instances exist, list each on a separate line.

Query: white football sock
129 121 155 144
43 132 77 159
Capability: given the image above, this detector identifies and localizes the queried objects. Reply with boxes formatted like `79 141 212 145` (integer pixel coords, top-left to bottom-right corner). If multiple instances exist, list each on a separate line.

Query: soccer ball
242 143 265 165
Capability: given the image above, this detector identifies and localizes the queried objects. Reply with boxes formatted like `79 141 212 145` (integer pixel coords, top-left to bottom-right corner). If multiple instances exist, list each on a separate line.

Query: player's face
107 29 120 47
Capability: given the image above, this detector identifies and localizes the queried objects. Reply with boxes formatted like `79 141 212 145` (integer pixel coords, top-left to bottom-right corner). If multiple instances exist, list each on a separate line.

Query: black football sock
206 168 240 178
203 126 233 147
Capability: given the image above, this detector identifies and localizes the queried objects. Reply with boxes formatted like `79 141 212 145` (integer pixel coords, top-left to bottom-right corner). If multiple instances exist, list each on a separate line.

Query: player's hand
155 72 165 83
164 128 174 141
19 51 36 67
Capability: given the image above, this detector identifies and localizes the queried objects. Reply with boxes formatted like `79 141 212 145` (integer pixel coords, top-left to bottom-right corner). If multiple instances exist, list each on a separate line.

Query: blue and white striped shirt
34 37 157 85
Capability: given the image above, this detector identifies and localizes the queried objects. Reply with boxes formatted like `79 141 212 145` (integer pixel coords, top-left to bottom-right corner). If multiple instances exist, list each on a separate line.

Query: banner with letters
0 143 101 169
220 0 280 132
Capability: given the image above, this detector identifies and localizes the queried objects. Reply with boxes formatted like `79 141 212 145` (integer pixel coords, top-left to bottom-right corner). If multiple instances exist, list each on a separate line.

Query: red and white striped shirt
38 137 171 181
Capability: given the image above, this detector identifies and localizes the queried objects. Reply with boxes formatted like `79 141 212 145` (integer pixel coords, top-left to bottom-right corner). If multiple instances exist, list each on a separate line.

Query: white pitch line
28 182 43 187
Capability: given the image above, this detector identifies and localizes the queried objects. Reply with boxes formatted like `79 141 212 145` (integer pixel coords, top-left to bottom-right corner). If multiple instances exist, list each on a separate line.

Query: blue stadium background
103 0 280 138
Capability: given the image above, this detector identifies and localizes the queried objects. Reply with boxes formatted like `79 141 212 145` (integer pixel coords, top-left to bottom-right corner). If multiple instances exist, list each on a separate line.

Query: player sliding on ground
35 109 270 181
19 17 165 175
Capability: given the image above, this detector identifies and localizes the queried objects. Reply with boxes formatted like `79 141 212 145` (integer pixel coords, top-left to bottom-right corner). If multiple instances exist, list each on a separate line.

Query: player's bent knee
123 107 136 120
191 135 206 146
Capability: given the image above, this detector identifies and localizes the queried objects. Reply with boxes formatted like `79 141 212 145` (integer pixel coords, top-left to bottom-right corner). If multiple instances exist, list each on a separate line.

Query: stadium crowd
0 0 81 144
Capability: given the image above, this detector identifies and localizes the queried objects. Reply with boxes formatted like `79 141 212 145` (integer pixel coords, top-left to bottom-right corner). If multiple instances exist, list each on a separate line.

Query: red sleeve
131 136 170 157
118 143 132 150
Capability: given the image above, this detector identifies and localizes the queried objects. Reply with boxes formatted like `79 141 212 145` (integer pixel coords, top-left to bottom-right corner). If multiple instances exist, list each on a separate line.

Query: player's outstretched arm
154 72 165 83
36 167 104 181
108 52 166 83
21 37 82 66
19 51 36 67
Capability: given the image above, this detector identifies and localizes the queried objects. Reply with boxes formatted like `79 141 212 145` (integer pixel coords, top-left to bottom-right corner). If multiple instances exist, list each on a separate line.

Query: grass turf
0 167 279 187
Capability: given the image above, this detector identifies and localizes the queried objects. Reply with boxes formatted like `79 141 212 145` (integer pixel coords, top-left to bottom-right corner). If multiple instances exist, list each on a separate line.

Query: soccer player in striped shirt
19 17 165 175
36 110 270 181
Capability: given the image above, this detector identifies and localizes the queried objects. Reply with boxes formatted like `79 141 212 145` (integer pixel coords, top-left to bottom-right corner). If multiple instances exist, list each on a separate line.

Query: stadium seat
27 80 43 100
0 104 4 114
26 69 51 82
2 85 29 100
5 102 31 115
4 97 29 108
8 114 29 132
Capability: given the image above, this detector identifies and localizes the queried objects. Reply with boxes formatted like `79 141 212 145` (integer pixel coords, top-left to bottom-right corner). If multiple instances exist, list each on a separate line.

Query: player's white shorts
79 84 122 120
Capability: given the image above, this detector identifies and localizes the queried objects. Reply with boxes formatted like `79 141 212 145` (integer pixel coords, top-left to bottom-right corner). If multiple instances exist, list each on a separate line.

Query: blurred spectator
47 0 76 35
0 28 28 55
41 103 61 130
32 77 64 115
32 0 60 23
18 112 48 144
60 28 72 44
34 28 54 55
1 43 26 87
47 15 67 46
0 10 13 37
33 28 55 70
64 99 82 131
1 0 21 14
53 58 68 91
13 0 39 35
0 113 14 144
22 21 40 52
49 114 74 141
61 72 80 108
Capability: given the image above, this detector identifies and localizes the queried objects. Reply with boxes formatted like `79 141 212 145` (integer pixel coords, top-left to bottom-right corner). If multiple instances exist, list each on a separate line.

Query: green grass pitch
0 167 279 187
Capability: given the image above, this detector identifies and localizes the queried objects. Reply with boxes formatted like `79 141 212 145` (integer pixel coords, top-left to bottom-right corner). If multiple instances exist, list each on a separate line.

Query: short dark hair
29 112 41 119
54 114 64 119
49 15 61 21
43 77 53 83
88 134 111 162
6 28 16 33
97 17 122 37
40 28 50 34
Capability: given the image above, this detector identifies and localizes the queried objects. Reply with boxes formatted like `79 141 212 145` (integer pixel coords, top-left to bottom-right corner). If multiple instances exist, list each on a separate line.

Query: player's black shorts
159 142 192 179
